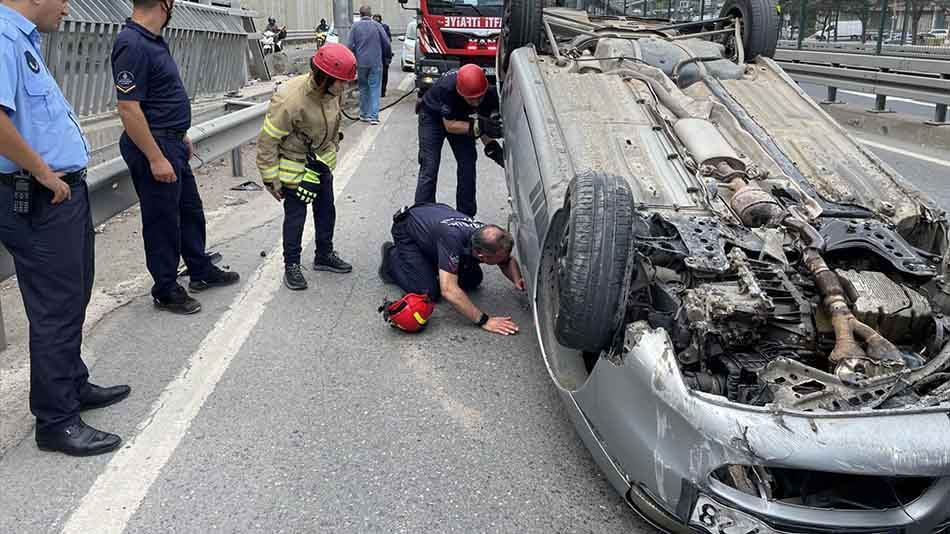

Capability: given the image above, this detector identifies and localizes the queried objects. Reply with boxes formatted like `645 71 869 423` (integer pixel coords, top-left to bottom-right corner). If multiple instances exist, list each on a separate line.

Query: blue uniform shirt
404 203 484 274
111 20 191 131
421 70 499 121
346 17 391 70
0 4 89 174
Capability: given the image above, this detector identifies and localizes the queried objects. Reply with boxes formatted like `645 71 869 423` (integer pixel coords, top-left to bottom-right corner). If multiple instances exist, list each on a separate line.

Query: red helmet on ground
379 293 435 333
311 43 357 81
456 64 488 99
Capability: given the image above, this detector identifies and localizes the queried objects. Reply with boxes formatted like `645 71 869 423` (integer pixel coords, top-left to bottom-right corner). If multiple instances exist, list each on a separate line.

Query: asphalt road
0 69 647 534
1 64 949 534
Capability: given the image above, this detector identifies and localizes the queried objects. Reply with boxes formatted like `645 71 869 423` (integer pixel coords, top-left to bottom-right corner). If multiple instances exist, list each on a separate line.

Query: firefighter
256 43 356 290
379 203 523 336
414 64 504 217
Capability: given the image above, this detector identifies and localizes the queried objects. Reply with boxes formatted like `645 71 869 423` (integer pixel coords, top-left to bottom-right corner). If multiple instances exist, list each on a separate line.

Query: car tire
555 170 636 352
719 0 780 60
497 0 548 85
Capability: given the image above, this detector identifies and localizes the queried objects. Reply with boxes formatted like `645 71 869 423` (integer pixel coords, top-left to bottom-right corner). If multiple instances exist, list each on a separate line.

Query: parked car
497 0 950 532
400 19 417 72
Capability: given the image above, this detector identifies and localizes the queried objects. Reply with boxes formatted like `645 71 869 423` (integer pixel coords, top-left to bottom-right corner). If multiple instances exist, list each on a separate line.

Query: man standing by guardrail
0 0 130 457
112 0 240 315
347 5 391 125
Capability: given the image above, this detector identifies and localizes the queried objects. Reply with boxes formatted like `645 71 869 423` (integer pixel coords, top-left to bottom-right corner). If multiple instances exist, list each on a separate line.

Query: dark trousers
120 133 211 299
0 182 94 431
381 62 390 97
281 176 336 265
414 111 478 217
387 219 483 301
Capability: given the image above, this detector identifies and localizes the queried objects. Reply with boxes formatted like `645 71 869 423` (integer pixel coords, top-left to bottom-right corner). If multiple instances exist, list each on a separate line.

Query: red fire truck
398 0 502 92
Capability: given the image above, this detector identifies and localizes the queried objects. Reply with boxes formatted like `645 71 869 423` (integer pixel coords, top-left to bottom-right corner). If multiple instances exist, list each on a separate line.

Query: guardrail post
868 93 892 113
231 146 244 177
933 104 949 125
823 86 839 104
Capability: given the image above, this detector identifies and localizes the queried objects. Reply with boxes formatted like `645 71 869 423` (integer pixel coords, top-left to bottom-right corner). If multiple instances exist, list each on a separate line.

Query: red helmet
379 293 435 333
311 43 357 81
456 64 488 99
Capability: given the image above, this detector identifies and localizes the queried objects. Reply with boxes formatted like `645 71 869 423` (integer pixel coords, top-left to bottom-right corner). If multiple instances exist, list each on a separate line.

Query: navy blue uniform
414 71 499 216
386 203 484 299
112 20 211 300
0 4 96 432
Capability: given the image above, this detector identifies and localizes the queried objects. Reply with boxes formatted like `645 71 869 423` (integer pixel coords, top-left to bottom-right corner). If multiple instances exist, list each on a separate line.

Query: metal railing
41 0 253 118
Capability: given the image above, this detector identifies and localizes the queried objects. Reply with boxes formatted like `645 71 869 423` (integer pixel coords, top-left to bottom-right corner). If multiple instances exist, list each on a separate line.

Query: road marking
60 74 412 534
838 89 936 107
857 137 950 168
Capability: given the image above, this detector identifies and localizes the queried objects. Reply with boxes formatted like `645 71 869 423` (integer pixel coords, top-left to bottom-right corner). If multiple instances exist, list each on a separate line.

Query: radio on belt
13 173 33 215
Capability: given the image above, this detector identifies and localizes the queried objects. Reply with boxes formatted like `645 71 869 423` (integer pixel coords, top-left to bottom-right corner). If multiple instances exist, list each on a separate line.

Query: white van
400 19 417 72
810 20 863 41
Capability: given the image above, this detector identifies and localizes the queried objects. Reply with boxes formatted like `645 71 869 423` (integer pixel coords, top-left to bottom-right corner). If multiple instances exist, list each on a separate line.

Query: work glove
477 112 504 139
296 155 330 204
484 140 504 168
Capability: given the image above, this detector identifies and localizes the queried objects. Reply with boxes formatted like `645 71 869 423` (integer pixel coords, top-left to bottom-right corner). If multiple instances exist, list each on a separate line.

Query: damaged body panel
501 5 950 534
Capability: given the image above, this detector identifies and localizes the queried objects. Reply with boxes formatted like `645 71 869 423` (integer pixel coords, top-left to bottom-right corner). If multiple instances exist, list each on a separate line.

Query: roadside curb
823 103 950 152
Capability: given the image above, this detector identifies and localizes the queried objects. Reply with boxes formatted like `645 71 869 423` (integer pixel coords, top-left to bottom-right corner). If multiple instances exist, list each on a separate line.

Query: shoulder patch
115 70 136 93
24 51 39 73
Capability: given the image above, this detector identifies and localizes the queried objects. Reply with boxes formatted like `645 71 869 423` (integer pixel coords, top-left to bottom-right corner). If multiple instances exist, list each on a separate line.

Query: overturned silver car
496 1 950 532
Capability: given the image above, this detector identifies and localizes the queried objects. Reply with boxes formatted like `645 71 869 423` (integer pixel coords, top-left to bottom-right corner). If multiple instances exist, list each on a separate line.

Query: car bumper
415 56 496 91
558 323 950 533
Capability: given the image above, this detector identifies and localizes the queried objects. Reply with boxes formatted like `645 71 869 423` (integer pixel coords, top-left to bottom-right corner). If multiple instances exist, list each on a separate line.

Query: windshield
425 0 503 17
407 22 417 39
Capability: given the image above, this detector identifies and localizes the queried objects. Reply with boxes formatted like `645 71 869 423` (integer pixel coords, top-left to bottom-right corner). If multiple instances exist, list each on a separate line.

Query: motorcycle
261 27 286 55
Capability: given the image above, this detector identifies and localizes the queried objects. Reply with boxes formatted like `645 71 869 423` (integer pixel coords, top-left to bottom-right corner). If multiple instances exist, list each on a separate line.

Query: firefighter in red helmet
414 64 504 217
256 43 357 291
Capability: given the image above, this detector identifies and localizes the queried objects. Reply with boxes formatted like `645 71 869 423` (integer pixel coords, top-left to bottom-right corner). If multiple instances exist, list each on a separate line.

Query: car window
407 23 417 40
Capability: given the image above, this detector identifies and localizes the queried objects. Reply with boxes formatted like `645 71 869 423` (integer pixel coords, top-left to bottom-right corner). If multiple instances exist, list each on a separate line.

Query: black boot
284 263 308 290
154 286 201 315
36 419 122 457
314 250 352 273
79 383 132 411
379 242 395 284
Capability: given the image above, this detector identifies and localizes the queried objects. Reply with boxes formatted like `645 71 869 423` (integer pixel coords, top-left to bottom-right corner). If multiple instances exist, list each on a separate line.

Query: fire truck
398 0 502 92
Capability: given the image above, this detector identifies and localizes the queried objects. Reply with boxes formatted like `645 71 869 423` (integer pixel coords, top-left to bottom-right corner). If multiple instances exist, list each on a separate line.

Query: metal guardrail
41 0 252 118
774 49 950 123
777 40 950 60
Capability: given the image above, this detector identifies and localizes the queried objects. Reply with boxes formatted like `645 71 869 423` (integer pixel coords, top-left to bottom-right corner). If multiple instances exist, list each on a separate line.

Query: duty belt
150 129 188 140
0 168 87 187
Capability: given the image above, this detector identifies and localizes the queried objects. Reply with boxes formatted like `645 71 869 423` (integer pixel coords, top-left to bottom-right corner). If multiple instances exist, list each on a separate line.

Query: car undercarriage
498 2 950 533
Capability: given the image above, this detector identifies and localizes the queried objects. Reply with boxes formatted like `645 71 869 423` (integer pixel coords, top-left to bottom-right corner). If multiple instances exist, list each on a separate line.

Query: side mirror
398 36 405 41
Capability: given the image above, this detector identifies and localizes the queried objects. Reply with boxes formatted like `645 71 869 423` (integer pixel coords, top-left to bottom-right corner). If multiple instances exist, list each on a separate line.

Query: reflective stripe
262 116 290 139
413 312 427 325
261 164 279 180
315 150 337 171
279 158 305 171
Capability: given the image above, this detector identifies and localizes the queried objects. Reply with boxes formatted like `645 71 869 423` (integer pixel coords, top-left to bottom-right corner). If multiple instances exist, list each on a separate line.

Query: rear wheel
555 171 636 352
719 0 780 60
497 0 547 85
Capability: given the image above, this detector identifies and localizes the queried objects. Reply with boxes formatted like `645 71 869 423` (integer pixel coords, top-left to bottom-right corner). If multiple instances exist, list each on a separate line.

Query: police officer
414 64 503 217
0 0 130 456
112 0 239 315
256 43 356 290
379 203 523 336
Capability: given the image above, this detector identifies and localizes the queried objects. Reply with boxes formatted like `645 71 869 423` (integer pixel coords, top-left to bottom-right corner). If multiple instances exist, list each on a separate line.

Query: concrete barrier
822 103 950 152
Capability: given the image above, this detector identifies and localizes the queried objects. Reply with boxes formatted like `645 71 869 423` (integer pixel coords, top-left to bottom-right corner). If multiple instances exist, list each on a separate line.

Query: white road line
60 75 411 534
839 89 936 108
857 137 950 168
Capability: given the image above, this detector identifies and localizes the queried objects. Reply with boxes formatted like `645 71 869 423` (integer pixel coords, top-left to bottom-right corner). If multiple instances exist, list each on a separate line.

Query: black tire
720 0 779 60
555 171 636 352
498 0 546 83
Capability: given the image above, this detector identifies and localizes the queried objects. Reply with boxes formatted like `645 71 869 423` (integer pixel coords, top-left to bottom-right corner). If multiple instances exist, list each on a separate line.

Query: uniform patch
24 51 39 73
115 70 136 93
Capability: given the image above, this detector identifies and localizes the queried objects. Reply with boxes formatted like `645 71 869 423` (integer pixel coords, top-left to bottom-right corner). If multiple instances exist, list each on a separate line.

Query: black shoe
189 265 240 292
154 286 201 315
314 251 353 273
284 263 308 290
36 420 122 457
379 241 395 284
79 383 131 411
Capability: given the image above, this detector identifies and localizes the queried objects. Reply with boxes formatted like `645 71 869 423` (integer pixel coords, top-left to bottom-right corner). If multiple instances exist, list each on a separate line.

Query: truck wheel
498 0 546 83
555 171 636 352
720 0 780 60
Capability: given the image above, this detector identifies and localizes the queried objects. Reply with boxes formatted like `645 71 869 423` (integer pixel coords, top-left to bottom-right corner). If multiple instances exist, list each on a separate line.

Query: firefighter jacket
256 73 342 189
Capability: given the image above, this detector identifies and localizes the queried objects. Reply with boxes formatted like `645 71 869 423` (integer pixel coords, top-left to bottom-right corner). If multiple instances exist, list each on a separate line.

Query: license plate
484 67 496 76
690 496 780 534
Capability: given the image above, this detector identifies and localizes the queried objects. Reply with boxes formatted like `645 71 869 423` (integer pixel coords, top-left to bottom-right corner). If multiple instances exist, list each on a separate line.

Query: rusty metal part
671 118 745 171
729 180 785 228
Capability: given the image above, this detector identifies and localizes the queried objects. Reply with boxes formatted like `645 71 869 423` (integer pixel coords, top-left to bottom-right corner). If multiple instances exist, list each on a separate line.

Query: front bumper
415 55 497 92
565 323 950 534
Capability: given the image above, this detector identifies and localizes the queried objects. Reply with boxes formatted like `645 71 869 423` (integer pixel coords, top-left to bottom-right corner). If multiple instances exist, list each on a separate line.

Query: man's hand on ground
36 170 71 204
482 316 519 336
150 157 177 183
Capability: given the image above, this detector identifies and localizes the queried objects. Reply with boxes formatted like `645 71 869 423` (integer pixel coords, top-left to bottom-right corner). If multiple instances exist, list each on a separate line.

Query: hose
340 86 418 121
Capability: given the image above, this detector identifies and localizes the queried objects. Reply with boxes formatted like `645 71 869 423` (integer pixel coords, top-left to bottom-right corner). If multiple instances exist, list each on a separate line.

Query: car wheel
497 0 548 85
555 170 636 352
719 0 780 60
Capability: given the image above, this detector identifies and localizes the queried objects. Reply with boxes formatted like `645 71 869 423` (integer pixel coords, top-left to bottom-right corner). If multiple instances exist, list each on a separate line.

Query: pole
334 0 352 45
667 0 672 20
876 0 888 54
797 0 806 48
698 0 705 21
